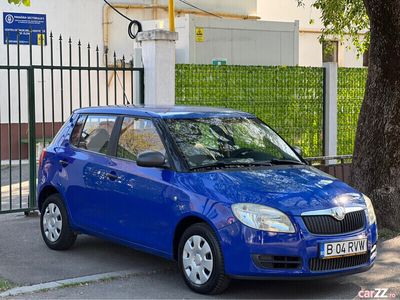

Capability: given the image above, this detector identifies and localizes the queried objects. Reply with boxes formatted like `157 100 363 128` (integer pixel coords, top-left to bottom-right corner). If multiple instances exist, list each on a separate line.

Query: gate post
323 62 338 162
136 29 178 106
27 67 37 208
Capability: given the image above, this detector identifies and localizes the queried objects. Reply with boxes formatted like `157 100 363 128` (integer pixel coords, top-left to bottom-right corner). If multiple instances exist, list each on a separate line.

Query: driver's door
105 117 176 254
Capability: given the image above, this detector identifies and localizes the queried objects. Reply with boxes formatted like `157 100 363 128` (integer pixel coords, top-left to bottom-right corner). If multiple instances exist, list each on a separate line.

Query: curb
0 269 159 297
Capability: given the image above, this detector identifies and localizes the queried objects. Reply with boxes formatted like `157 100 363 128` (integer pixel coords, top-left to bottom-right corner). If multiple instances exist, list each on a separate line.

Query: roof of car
74 105 255 119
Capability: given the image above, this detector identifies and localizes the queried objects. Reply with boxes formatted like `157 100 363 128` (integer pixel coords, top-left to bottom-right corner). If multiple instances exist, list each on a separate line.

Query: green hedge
176 64 367 157
337 67 367 155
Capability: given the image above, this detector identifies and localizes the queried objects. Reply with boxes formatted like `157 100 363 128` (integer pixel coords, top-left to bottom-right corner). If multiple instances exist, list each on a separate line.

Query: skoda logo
332 207 346 221
5 14 14 24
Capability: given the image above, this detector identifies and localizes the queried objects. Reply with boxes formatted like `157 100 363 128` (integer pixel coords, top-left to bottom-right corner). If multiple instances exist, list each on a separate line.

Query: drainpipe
168 0 175 32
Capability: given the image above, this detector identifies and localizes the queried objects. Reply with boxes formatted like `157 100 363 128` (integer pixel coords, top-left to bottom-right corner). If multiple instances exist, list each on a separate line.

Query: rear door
58 114 118 233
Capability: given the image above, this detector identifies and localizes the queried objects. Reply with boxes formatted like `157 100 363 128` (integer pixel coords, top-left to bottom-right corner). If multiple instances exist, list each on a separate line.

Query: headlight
231 203 295 233
363 194 376 225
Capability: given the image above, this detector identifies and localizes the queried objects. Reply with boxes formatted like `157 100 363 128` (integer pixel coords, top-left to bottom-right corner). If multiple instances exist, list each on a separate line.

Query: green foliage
176 65 324 157
6 0 30 6
337 67 367 155
297 0 369 55
176 65 367 157
0 278 13 292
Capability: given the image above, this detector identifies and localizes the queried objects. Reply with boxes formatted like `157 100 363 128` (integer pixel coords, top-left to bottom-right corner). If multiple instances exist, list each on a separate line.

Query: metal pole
169 0 175 32
139 69 145 105
27 67 37 209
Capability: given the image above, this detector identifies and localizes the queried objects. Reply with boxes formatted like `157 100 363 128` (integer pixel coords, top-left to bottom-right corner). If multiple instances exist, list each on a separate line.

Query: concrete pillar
136 29 178 106
323 62 338 161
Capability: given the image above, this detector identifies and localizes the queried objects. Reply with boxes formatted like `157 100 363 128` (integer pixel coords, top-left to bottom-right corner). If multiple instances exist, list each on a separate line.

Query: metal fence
306 155 353 185
176 65 325 157
0 31 144 214
176 64 368 158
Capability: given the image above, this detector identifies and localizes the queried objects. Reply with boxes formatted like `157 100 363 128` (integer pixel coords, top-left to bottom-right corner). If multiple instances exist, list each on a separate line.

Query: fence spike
96 45 100 106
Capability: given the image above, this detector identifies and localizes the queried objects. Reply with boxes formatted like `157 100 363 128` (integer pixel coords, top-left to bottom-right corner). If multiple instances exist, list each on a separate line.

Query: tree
5 0 30 6
298 0 400 231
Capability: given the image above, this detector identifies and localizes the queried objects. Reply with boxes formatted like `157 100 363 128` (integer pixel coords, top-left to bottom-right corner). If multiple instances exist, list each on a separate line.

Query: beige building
257 0 364 67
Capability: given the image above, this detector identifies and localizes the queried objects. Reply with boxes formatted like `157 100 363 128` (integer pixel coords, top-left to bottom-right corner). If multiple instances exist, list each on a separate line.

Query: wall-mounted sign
195 27 204 42
212 58 227 66
3 12 47 45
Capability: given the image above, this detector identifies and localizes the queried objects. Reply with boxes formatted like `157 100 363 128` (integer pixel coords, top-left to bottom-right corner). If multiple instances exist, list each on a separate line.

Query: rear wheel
178 223 230 294
40 194 76 250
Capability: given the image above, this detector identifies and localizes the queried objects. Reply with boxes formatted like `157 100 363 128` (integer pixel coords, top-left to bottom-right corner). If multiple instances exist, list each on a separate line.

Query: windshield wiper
190 161 272 171
270 159 304 165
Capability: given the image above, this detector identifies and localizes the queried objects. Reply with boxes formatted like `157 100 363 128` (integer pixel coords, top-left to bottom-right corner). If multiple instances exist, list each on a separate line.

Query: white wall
0 0 259 123
257 0 364 67
140 15 299 66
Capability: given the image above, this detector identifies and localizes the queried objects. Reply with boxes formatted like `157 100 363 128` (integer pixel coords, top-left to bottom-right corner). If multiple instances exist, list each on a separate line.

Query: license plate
320 239 367 259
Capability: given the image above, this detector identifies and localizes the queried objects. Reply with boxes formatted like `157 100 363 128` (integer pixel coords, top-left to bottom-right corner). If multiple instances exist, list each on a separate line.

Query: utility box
138 15 299 66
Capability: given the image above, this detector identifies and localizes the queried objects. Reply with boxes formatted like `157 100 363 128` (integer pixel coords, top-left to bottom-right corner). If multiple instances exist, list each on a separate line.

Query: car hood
175 165 366 216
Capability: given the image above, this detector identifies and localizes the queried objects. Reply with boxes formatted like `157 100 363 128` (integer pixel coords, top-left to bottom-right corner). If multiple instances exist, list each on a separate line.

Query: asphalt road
1 213 399 299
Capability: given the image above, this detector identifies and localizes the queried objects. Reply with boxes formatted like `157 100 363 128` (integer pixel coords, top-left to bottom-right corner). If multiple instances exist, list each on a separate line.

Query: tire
40 194 77 250
178 223 230 295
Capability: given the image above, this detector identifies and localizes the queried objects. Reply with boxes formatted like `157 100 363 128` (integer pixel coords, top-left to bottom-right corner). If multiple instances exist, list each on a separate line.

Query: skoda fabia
38 106 377 294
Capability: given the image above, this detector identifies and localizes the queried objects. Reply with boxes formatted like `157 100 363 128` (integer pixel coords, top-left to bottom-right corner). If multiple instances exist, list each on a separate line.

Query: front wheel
40 194 76 250
178 223 230 294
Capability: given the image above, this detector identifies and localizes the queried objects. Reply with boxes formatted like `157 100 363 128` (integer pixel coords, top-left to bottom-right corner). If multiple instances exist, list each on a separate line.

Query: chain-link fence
176 65 325 157
337 68 368 155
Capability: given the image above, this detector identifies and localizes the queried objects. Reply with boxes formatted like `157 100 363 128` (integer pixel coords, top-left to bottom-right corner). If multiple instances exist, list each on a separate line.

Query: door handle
106 172 119 181
59 159 69 167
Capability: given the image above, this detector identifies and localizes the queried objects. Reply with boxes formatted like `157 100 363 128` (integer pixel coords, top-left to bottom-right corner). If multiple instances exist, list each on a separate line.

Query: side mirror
137 151 166 168
293 146 303 156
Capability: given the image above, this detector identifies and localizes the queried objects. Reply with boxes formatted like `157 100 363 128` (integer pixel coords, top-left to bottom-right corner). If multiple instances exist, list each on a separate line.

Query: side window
76 115 117 154
70 114 87 147
117 117 165 161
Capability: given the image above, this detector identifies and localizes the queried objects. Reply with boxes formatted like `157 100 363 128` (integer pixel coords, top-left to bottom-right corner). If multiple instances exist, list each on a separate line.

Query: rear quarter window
70 114 87 147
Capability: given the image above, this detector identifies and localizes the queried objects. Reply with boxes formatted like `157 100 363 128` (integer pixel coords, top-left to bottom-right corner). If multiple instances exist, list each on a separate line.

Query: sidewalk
0 213 399 299
1 165 30 211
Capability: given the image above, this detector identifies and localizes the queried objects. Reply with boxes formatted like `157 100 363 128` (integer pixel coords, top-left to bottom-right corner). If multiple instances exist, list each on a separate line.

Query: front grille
302 210 366 234
253 255 302 270
309 252 370 271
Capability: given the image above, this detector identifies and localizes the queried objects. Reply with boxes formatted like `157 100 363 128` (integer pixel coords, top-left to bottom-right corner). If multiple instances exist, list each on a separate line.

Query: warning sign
195 27 204 42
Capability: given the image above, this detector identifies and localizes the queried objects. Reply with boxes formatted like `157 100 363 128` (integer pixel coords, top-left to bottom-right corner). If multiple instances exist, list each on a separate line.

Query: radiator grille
309 252 370 271
302 210 365 234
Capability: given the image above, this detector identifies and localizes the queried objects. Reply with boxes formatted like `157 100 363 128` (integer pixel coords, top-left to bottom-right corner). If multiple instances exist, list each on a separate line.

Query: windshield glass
165 117 301 169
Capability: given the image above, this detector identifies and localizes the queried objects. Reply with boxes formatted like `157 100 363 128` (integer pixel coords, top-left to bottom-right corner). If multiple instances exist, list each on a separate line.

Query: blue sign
3 12 47 45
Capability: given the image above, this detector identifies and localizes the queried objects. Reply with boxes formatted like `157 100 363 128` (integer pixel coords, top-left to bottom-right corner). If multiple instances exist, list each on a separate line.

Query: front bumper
218 216 378 278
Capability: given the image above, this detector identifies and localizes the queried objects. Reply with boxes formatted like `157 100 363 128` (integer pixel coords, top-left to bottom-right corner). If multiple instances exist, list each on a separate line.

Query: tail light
38 149 47 169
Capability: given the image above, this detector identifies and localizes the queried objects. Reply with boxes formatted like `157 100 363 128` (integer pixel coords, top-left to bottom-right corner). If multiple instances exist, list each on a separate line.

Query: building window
322 41 339 63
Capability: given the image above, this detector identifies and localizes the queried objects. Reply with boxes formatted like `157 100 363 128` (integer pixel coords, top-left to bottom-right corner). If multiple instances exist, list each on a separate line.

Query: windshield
165 117 302 169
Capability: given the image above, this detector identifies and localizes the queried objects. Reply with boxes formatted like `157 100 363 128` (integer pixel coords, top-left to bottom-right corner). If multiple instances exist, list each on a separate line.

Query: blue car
38 106 377 294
